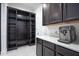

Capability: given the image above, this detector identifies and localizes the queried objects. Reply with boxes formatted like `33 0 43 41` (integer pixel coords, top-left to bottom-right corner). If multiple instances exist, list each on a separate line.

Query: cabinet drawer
37 38 42 44
43 40 54 50
56 45 79 56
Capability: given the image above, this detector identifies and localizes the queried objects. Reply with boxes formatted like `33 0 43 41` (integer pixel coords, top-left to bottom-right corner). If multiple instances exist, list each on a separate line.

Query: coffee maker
58 25 76 43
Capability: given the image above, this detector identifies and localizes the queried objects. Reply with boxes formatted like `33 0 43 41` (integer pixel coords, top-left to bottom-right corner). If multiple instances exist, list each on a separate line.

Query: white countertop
36 35 79 52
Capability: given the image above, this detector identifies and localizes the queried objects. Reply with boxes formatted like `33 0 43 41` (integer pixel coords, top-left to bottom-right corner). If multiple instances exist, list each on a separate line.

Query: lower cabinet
56 45 79 56
36 43 42 56
36 38 79 56
56 52 63 56
36 38 43 56
43 46 54 56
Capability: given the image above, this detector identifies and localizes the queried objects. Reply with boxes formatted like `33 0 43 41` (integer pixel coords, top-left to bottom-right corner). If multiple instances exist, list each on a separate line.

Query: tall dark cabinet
7 7 35 51
16 10 30 47
7 7 17 50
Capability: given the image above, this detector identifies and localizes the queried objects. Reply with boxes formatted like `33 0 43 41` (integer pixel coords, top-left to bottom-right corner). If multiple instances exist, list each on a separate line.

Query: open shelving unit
30 13 36 45
7 7 17 50
7 7 36 51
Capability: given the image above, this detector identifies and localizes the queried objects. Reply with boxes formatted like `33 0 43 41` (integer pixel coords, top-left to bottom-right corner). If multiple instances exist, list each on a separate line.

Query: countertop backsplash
49 29 59 38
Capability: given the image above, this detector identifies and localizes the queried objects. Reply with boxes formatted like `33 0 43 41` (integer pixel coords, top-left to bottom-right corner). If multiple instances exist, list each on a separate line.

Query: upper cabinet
43 3 62 25
49 3 62 24
43 3 79 26
43 4 50 25
63 3 79 21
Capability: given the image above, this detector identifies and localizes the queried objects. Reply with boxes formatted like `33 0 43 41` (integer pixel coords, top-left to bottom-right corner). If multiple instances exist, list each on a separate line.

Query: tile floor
5 45 36 56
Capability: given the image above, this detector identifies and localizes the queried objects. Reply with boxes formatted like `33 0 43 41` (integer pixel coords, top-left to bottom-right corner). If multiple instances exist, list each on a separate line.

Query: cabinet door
36 43 42 56
63 3 79 21
56 52 63 56
56 45 79 56
43 46 54 56
43 3 50 25
49 3 62 24
43 40 54 50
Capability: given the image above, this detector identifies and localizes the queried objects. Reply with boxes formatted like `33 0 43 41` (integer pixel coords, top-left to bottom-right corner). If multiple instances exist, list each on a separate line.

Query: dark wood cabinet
43 3 62 25
43 3 50 25
43 46 54 56
7 7 17 50
49 3 62 24
56 52 63 56
29 13 36 45
36 38 43 56
16 10 30 47
43 3 79 25
36 38 79 56
63 3 79 21
36 38 55 56
42 40 55 56
7 7 36 51
56 45 79 56
36 43 42 56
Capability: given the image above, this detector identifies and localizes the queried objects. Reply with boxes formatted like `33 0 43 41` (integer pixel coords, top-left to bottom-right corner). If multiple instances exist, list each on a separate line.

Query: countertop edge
36 35 79 53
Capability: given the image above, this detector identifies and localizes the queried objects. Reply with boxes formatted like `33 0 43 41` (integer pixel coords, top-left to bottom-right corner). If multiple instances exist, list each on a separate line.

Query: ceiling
8 3 41 12
22 3 42 10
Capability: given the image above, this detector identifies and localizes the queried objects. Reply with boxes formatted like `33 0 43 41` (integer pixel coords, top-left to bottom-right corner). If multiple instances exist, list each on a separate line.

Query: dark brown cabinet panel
43 3 79 25
56 45 79 56
7 7 35 51
49 3 62 24
43 40 54 50
36 38 55 56
36 38 43 56
56 52 63 56
7 7 17 50
43 4 50 25
16 20 30 46
37 38 42 44
36 43 42 56
43 3 62 25
63 3 79 21
43 46 54 56
36 38 79 56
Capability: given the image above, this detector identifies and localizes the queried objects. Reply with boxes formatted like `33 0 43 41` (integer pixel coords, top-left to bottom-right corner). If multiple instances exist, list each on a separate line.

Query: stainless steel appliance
58 25 76 43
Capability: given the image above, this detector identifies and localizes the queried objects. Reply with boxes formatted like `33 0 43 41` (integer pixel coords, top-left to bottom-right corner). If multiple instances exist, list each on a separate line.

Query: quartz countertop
36 35 79 52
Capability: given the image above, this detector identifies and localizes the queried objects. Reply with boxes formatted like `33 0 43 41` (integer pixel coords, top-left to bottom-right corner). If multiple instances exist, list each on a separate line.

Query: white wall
35 5 49 36
1 3 7 55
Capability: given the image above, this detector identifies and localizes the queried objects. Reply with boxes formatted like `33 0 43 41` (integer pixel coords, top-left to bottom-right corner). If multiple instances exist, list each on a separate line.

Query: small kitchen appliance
58 25 76 43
